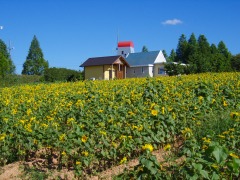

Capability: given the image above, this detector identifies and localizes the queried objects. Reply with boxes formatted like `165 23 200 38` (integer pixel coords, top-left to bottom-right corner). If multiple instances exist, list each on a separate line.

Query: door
117 71 123 79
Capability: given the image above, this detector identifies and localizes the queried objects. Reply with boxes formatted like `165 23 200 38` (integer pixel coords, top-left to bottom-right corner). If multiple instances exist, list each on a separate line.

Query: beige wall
85 65 119 80
103 65 117 80
85 64 127 80
85 66 103 80
153 63 166 77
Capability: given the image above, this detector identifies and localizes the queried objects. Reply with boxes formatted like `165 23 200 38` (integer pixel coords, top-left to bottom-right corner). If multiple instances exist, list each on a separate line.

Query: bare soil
0 142 183 180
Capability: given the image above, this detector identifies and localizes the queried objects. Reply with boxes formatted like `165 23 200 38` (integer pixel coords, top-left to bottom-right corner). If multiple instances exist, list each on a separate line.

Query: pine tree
217 41 232 71
142 45 148 52
168 49 176 62
231 54 240 71
0 39 15 77
22 35 49 75
210 44 218 72
186 33 198 73
162 50 168 62
197 35 211 72
175 34 188 63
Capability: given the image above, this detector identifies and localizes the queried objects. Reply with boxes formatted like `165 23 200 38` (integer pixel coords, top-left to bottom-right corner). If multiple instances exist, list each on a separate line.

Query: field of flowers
0 72 239 179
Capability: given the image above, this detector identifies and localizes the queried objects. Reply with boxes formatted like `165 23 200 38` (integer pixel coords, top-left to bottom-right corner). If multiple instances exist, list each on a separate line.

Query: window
133 69 135 73
142 67 144 73
158 67 165 74
121 51 124 54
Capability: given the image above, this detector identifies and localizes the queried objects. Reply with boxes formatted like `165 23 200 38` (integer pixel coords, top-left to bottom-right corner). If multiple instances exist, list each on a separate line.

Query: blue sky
0 0 240 74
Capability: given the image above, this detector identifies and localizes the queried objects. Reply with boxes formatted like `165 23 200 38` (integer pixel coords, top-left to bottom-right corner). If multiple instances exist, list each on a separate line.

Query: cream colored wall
85 65 122 80
153 63 166 77
103 65 117 80
85 66 103 80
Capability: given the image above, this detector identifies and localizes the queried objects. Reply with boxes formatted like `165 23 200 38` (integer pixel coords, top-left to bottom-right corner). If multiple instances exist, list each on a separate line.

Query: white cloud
162 19 183 25
0 26 3 30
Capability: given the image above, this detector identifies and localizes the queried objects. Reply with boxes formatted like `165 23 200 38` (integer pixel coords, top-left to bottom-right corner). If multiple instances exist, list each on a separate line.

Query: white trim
129 64 154 67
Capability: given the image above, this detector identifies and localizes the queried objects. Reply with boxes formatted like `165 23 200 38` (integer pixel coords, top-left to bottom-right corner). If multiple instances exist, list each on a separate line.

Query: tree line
0 35 83 83
163 33 240 75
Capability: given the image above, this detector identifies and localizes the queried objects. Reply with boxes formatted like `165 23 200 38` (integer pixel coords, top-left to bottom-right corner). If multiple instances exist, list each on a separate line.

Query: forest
163 33 240 75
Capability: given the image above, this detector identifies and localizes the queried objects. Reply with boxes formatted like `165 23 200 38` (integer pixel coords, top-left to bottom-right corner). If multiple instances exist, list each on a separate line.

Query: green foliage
44 67 83 82
168 49 176 62
162 50 168 61
0 39 15 77
142 45 149 52
20 166 50 180
22 35 49 75
171 33 234 75
231 54 240 71
0 74 43 88
164 62 186 76
217 41 232 72
176 34 188 63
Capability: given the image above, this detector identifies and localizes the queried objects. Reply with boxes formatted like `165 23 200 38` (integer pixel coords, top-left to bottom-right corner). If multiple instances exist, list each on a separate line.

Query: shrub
44 67 84 82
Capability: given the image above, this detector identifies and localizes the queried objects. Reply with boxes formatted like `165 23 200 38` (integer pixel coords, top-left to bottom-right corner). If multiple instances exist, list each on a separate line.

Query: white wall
126 66 153 78
117 47 134 57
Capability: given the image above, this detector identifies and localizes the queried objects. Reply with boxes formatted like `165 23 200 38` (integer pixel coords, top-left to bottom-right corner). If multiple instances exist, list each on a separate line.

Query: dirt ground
0 142 182 180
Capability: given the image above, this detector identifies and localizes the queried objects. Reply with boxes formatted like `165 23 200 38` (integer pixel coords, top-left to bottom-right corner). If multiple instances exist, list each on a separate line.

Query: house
80 41 167 80
80 55 129 80
116 41 167 77
125 51 166 78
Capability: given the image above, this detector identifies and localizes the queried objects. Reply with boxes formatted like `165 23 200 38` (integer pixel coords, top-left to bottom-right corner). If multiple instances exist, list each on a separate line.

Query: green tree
44 67 84 82
186 33 198 73
22 35 49 75
162 50 168 61
231 54 240 71
142 45 148 52
217 41 232 71
210 44 218 72
168 49 176 62
196 35 211 72
164 62 186 76
175 34 188 63
0 39 15 77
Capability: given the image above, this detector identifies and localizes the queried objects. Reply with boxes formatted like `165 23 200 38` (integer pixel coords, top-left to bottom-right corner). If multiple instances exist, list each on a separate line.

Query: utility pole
8 40 14 58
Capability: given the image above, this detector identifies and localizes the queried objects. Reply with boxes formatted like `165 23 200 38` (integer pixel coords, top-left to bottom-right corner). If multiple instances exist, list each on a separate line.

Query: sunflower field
0 72 239 179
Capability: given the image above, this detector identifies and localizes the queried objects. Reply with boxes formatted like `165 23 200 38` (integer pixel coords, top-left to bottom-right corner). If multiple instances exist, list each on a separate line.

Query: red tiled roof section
118 41 134 47
80 55 129 67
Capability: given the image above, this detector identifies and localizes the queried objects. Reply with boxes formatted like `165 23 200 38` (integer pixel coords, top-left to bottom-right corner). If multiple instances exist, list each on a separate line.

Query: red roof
118 41 134 47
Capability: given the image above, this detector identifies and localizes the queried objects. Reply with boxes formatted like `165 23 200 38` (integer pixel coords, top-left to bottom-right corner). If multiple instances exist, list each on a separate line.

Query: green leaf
193 163 203 171
83 159 89 166
211 172 220 180
212 146 228 164
200 170 209 179
232 158 240 174
141 158 153 170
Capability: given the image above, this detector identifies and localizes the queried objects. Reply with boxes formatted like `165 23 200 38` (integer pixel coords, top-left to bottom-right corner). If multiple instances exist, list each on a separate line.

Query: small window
121 51 124 54
142 67 144 73
158 67 165 74
133 69 135 73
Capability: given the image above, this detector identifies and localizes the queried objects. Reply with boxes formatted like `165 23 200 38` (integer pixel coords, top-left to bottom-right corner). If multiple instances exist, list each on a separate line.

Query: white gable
154 51 167 64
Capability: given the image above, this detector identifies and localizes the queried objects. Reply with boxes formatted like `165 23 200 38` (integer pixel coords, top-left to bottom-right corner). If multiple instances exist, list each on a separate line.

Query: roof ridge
88 55 121 59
